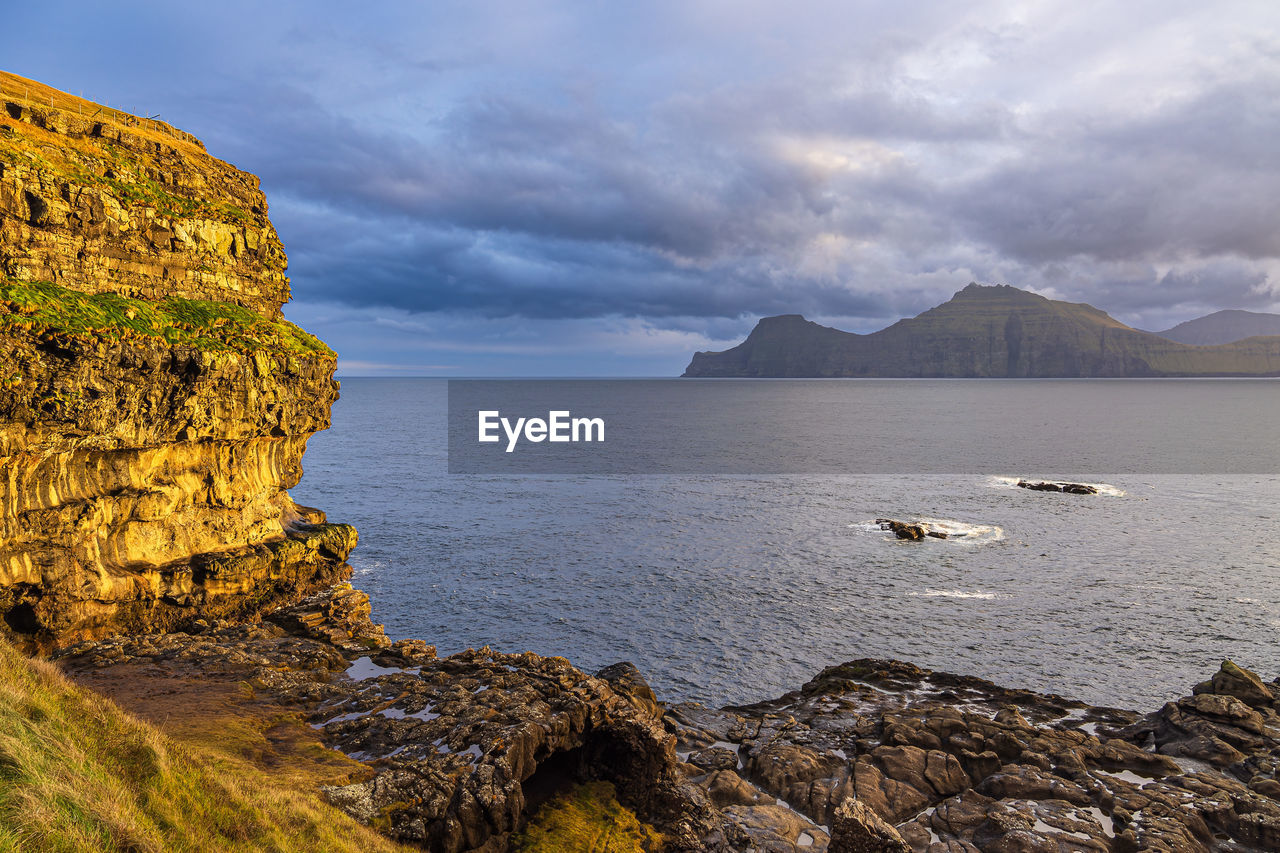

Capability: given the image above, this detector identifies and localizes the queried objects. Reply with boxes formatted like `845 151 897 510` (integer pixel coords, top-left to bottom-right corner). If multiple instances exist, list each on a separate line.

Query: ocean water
292 378 1280 711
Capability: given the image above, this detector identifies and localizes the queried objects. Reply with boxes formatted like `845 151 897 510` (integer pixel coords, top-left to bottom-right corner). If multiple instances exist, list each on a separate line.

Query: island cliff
6 72 1280 853
683 284 1280 377
0 71 355 649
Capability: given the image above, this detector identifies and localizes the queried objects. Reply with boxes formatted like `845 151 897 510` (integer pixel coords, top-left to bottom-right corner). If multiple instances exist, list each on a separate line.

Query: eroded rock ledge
59 587 1280 853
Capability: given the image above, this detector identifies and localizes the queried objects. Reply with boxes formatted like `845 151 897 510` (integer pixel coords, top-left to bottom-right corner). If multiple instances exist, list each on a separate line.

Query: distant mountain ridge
682 283 1280 377
1152 309 1280 346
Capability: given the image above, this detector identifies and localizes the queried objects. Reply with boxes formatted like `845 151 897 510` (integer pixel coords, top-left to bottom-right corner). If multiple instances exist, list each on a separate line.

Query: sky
4 1 1279 375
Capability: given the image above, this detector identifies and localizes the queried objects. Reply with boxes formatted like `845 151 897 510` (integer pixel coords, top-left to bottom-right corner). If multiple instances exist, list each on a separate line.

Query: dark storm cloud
952 72 1280 266
6 0 1279 372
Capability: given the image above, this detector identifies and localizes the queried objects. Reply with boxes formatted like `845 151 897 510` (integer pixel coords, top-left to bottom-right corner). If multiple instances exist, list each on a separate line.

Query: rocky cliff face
0 72 353 650
684 284 1280 377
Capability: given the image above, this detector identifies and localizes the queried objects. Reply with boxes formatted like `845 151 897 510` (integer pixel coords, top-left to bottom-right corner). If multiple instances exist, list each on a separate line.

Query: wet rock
691 747 741 773
1192 659 1275 709
59 587 711 853
597 661 664 720
828 797 910 852
59 590 1280 853
876 519 947 540
705 770 771 808
1016 480 1098 494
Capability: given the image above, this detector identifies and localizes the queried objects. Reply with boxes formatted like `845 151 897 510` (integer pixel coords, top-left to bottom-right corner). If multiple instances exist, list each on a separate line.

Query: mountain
1152 309 1280 346
682 283 1280 377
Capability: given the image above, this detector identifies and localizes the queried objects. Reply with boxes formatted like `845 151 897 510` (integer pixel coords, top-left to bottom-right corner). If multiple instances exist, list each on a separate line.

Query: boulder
829 797 910 853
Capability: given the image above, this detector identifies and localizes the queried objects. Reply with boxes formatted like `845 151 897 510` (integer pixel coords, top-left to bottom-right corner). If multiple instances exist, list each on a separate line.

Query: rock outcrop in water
682 284 1280 377
1016 480 1099 495
877 519 948 540
0 72 353 650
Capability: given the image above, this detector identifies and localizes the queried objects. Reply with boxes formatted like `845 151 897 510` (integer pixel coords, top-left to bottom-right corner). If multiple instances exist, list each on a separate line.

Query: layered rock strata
0 71 289 314
0 72 351 649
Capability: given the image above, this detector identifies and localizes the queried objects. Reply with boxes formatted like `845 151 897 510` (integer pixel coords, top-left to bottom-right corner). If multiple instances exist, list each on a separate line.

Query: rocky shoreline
58 585 1280 852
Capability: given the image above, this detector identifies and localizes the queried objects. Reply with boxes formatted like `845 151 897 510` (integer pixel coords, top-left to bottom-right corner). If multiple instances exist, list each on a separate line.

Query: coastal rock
58 587 719 853
0 77 348 650
877 519 948 541
59 588 1280 852
667 657 1280 852
1015 480 1098 495
0 73 288 314
829 797 910 852
1192 659 1275 708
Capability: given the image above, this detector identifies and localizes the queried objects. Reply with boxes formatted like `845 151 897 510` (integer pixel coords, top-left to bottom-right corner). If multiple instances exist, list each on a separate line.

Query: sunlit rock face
0 72 353 649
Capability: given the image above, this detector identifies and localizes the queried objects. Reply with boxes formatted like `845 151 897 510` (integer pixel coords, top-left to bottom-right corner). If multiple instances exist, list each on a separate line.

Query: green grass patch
0 278 333 358
0 640 408 853
514 781 663 853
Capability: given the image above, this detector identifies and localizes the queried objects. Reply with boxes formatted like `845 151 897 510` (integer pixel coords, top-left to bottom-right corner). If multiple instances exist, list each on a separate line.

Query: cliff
683 283 1280 377
0 71 354 650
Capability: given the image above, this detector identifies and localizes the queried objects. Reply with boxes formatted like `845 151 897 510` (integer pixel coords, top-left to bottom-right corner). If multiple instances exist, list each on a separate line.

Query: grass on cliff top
0 639 408 853
0 278 332 358
514 782 663 853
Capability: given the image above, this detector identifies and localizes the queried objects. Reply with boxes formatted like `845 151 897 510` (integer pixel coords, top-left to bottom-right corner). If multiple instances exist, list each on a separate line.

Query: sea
291 378 1280 712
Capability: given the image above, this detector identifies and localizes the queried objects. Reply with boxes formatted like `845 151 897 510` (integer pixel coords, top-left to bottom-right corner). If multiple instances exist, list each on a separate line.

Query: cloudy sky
5 1 1278 374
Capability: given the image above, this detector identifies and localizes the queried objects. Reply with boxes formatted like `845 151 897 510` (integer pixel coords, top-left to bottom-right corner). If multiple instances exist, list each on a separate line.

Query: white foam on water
907 589 1010 600
917 516 1006 542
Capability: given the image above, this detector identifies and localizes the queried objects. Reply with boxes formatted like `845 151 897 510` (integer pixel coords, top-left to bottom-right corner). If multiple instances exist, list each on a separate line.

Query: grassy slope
0 640 408 853
0 278 332 358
